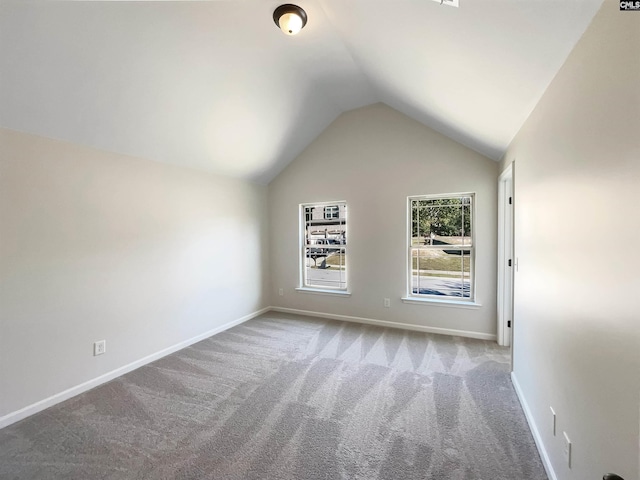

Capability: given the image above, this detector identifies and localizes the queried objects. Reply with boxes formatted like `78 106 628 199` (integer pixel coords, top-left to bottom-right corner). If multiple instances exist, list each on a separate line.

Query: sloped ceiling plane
0 0 604 183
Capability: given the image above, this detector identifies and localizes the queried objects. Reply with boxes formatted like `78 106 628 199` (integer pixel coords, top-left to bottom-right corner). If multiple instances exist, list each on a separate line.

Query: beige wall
269 104 499 337
501 2 640 479
0 129 269 418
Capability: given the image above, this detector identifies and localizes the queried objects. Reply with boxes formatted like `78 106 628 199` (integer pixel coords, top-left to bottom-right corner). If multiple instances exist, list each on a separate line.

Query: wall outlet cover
94 340 106 356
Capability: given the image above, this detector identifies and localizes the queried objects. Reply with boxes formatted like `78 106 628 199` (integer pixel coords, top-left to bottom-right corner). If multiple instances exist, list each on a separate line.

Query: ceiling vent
432 0 459 7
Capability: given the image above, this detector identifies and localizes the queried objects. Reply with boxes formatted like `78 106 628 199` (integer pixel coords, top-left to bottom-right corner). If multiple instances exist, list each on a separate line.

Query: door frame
497 162 514 350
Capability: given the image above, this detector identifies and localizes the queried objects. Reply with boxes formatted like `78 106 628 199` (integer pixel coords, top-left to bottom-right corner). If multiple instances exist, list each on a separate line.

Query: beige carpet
0 312 547 479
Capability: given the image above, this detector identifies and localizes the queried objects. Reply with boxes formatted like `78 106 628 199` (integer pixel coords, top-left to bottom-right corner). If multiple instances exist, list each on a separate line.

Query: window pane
411 198 472 248
305 247 346 289
411 200 422 245
411 248 470 298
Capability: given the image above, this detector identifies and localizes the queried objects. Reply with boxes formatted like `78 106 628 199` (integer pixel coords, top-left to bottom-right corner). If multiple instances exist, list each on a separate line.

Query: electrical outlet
278 288 284 296
383 298 391 308
94 340 106 356
550 407 556 436
563 431 572 468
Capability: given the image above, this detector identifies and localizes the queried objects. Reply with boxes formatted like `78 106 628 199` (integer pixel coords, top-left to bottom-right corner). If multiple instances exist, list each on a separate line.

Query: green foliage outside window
411 197 471 240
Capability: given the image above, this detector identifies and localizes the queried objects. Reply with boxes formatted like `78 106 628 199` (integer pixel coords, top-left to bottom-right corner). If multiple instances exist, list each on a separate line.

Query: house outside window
407 193 475 301
300 202 347 291
324 205 340 219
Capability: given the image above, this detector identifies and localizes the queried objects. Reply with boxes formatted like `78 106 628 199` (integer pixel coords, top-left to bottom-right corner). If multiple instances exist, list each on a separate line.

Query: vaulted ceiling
0 0 603 183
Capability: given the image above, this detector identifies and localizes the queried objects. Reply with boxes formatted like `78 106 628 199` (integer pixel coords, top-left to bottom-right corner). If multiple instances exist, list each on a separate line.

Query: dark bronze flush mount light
273 4 307 36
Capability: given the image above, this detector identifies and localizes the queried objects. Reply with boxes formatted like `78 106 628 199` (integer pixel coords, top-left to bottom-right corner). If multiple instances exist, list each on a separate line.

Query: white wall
501 2 640 479
0 128 269 418
269 104 499 338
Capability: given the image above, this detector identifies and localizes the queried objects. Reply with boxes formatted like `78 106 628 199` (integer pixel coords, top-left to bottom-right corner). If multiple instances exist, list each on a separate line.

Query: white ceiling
0 0 603 183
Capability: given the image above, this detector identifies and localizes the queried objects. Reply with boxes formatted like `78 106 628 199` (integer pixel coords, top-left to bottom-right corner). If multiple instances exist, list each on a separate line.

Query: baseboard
269 306 497 341
511 372 558 480
0 307 269 430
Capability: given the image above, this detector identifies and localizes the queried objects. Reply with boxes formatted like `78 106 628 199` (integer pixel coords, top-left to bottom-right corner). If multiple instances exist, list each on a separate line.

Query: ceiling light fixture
273 4 307 36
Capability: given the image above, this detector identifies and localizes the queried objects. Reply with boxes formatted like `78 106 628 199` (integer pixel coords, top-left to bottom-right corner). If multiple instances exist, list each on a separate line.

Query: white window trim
401 297 481 309
406 192 477 305
295 287 351 297
299 201 348 293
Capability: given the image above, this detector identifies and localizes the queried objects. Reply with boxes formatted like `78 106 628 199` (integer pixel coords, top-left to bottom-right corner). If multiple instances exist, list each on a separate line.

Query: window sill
401 297 482 309
295 287 351 297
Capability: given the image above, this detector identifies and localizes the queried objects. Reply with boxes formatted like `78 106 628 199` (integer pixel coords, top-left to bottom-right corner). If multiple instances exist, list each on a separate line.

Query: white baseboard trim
0 307 269 430
269 306 497 341
511 372 557 480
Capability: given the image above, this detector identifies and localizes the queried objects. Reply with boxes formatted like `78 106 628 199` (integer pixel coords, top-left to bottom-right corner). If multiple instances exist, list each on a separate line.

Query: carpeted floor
0 313 547 480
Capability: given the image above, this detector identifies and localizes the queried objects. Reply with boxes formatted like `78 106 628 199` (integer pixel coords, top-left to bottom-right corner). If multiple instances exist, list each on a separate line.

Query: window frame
404 192 477 305
298 201 349 295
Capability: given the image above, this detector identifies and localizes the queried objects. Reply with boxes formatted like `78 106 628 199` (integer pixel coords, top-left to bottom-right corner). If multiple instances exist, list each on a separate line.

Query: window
304 207 313 222
300 202 347 291
408 193 474 301
324 205 339 219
